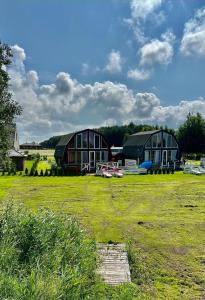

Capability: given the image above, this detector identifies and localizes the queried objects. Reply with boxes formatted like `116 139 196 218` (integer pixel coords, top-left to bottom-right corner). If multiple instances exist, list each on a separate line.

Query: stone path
97 243 131 285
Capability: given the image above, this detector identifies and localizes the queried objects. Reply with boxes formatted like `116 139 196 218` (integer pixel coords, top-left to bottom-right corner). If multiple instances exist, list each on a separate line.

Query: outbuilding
123 130 179 166
55 129 111 172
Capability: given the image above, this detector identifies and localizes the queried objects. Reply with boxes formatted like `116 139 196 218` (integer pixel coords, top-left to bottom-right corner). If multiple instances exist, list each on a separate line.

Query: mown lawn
0 173 205 299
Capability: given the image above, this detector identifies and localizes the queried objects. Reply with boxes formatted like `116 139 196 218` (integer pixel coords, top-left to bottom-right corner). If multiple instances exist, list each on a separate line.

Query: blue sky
1 0 205 142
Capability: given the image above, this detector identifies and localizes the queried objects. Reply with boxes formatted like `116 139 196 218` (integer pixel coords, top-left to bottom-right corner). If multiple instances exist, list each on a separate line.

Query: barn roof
54 133 74 158
123 130 160 147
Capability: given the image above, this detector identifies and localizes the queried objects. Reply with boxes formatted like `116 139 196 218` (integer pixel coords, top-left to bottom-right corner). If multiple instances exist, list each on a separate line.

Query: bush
0 204 137 299
34 170 38 177
25 168 28 176
29 168 34 176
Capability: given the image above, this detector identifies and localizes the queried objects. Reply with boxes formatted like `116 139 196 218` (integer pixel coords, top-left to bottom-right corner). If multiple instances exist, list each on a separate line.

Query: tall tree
176 113 205 154
0 42 22 169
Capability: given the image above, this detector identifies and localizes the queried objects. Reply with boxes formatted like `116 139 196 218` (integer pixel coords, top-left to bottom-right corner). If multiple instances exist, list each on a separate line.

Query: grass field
0 173 205 299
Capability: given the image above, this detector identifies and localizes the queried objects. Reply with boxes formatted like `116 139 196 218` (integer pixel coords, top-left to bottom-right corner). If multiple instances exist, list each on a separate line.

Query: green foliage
0 203 137 299
0 42 22 168
176 113 205 154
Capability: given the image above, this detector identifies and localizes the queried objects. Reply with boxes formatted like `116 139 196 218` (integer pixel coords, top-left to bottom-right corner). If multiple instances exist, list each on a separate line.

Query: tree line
40 115 205 155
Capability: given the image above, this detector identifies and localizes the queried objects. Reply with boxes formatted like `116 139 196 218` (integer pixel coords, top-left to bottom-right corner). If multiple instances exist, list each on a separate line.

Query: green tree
176 113 205 154
0 42 22 169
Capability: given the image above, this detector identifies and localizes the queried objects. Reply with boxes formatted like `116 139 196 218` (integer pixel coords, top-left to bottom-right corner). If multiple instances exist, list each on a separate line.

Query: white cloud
8 45 205 141
125 0 165 43
104 50 122 74
180 7 205 57
139 31 175 66
127 68 151 81
130 0 163 21
81 63 100 76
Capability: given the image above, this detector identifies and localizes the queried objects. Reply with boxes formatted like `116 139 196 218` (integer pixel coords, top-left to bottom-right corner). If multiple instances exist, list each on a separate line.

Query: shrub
0 204 137 299
29 168 34 176
34 170 38 177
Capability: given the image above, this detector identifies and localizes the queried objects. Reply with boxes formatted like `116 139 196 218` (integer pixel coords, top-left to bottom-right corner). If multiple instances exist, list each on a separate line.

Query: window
95 134 100 148
171 150 177 161
162 132 168 147
157 133 162 147
76 134 82 148
82 151 88 163
82 132 88 148
89 131 94 148
144 150 150 161
96 151 101 162
168 150 172 162
155 150 161 163
101 151 108 162
167 135 172 147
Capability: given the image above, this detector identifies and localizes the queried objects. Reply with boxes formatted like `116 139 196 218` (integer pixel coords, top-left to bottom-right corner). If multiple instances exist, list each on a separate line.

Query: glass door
89 151 95 170
162 150 167 166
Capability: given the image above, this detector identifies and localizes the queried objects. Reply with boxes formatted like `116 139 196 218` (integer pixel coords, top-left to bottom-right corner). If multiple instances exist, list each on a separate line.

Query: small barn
55 129 111 172
123 130 179 166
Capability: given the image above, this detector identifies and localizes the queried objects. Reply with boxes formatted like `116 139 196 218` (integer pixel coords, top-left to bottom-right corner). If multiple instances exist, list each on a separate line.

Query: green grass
0 173 205 299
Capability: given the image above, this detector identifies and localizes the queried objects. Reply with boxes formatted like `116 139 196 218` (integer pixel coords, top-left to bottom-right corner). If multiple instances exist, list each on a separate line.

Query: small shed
123 130 179 166
55 129 111 172
8 149 25 171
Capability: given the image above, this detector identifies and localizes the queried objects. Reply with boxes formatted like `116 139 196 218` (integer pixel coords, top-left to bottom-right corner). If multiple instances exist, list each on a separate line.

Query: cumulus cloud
125 0 165 43
104 50 122 74
8 45 205 141
180 7 205 57
127 68 151 81
139 31 175 66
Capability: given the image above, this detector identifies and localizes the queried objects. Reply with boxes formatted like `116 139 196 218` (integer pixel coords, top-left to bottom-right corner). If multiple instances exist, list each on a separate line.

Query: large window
101 151 108 162
76 134 82 148
89 131 94 148
96 151 101 162
157 133 162 147
144 150 150 161
82 132 88 148
82 151 88 163
95 134 100 148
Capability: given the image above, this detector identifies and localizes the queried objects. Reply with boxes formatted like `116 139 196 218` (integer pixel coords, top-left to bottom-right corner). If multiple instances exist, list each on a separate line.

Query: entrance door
89 151 95 170
162 150 167 166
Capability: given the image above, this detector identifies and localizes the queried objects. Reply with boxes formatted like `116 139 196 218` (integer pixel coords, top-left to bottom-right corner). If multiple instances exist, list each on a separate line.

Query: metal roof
8 149 25 158
123 131 160 147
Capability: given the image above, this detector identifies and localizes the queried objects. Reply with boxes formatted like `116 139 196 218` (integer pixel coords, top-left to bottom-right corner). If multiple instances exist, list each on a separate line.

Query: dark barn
123 130 179 166
55 129 111 172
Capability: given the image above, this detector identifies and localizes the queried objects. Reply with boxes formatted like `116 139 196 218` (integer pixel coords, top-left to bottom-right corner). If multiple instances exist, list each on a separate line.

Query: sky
1 0 205 142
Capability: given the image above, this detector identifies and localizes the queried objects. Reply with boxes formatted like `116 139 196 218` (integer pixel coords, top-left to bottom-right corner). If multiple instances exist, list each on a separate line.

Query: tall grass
0 203 137 299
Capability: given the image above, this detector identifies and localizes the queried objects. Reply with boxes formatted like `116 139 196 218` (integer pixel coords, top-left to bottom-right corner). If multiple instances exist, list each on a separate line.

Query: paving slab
97 243 131 285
